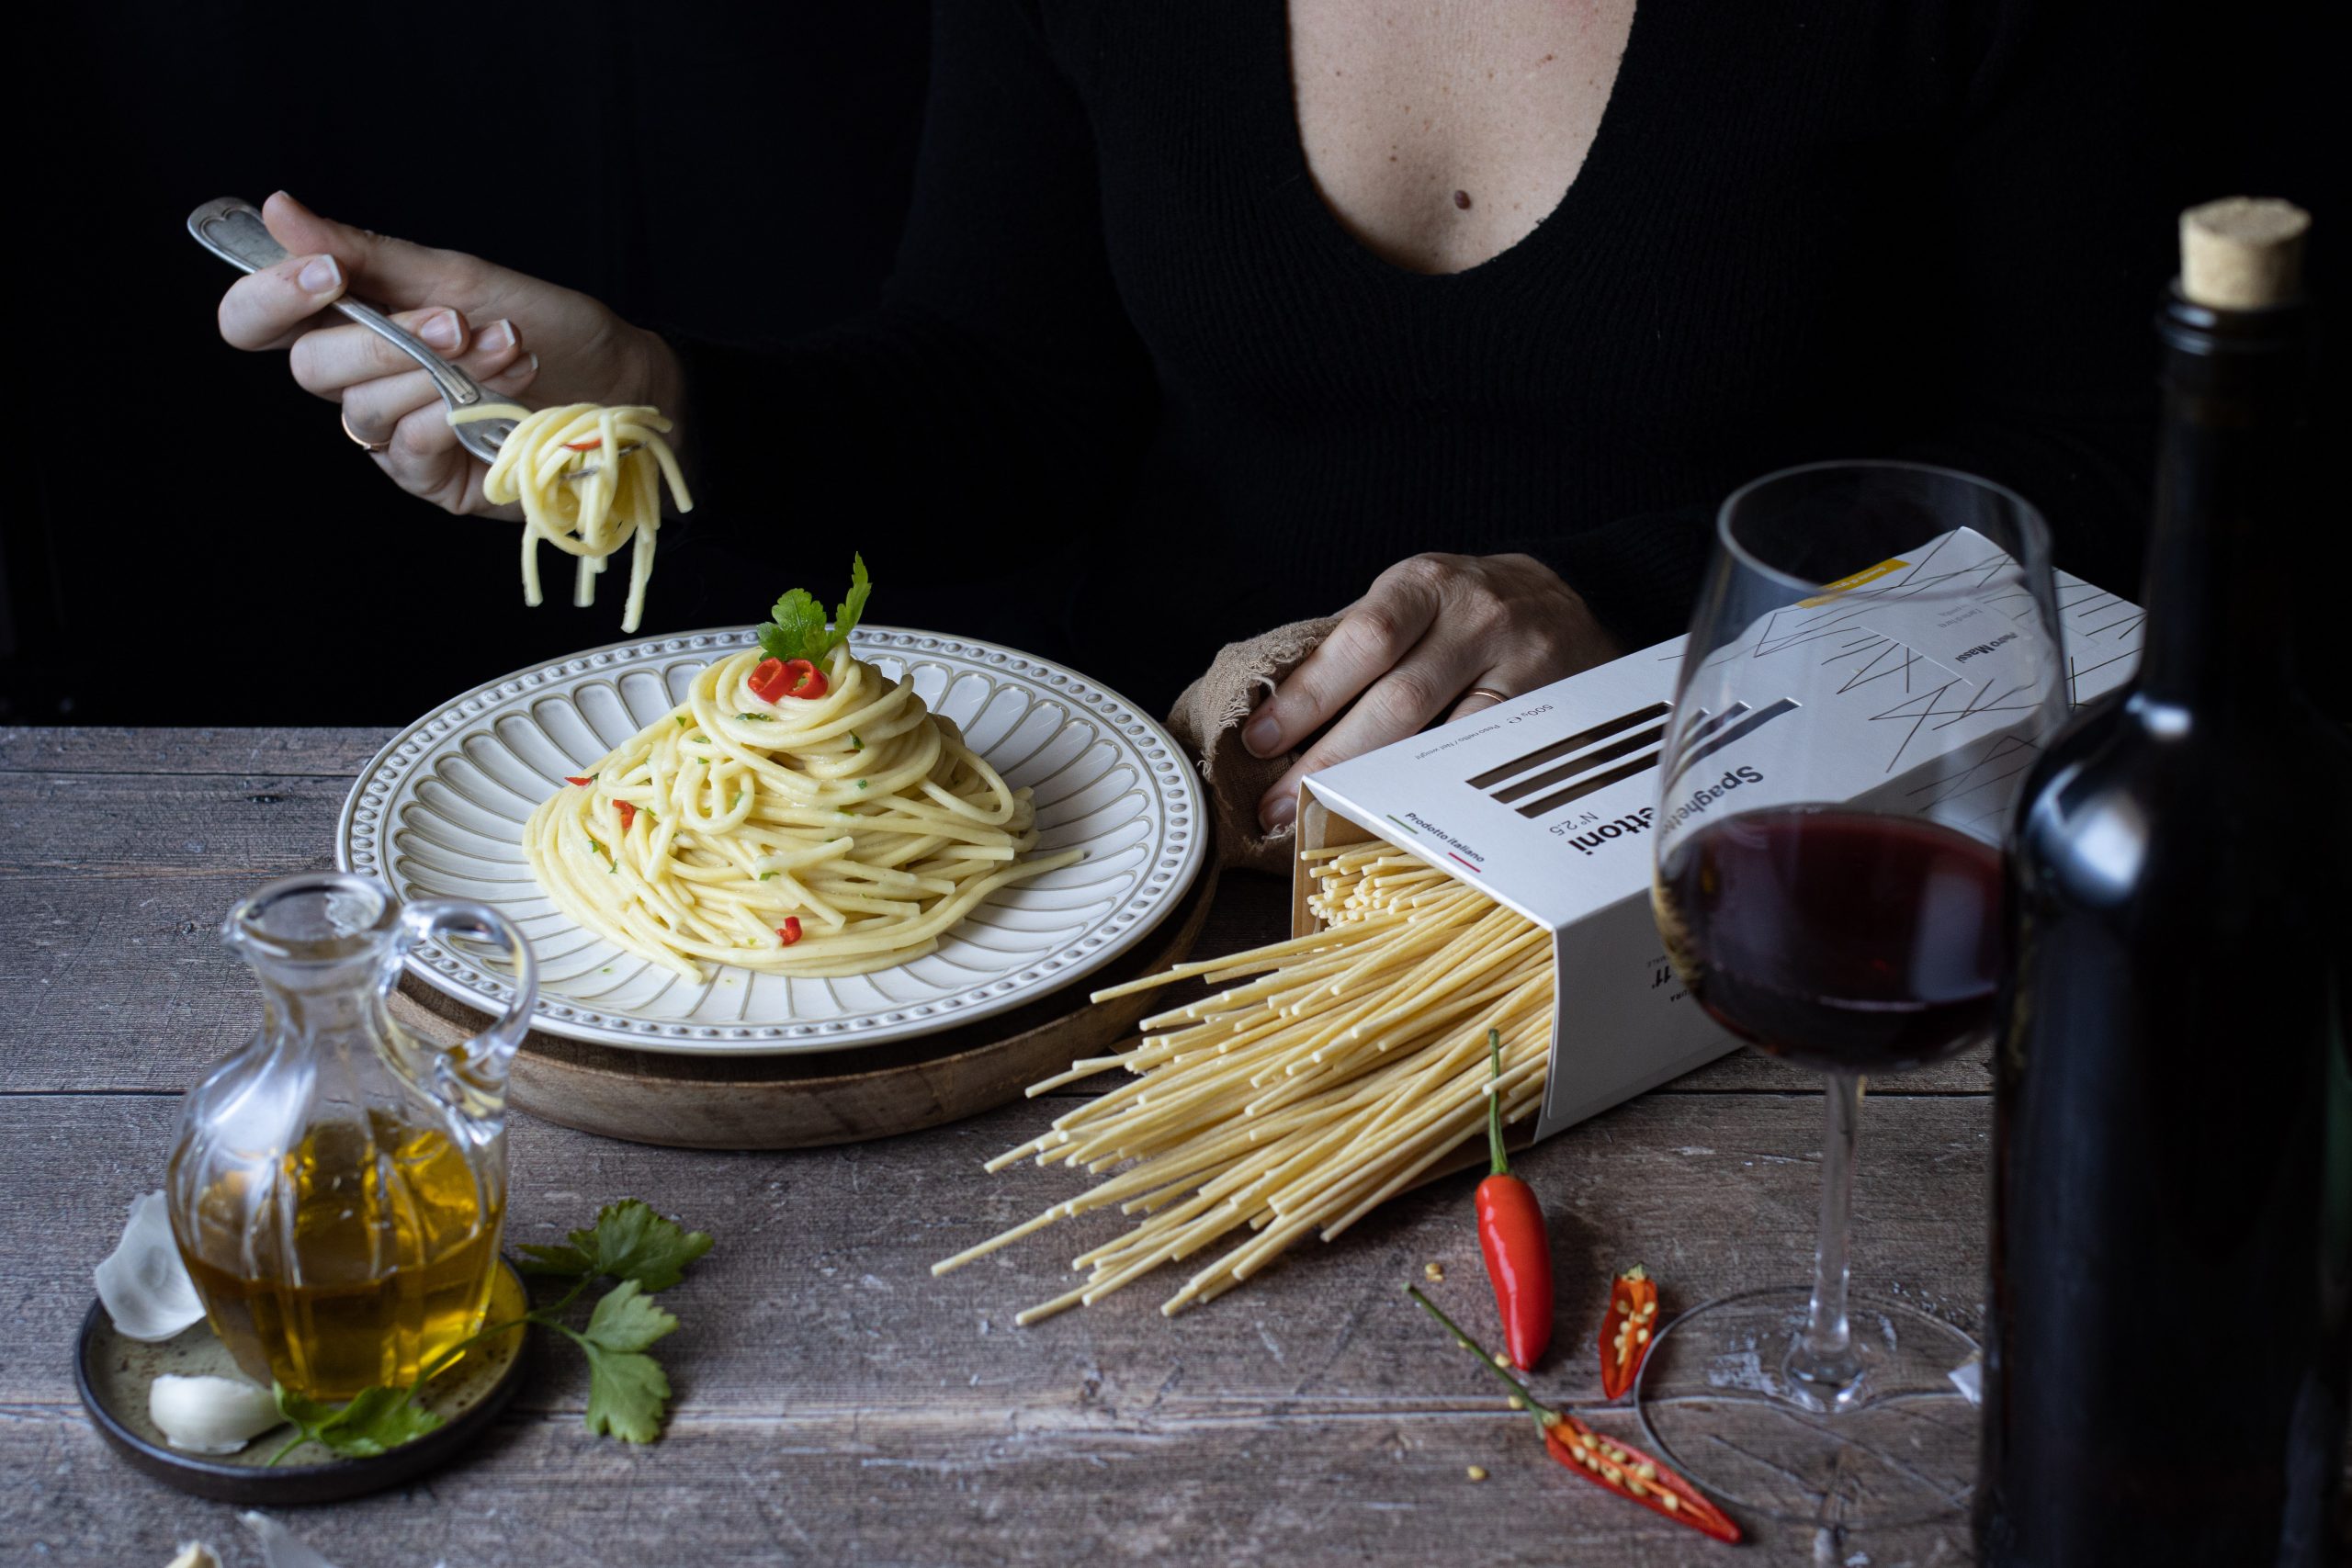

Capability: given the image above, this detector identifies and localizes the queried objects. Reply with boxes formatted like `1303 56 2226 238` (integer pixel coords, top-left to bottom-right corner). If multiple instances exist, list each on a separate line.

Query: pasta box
1290 533 2144 1141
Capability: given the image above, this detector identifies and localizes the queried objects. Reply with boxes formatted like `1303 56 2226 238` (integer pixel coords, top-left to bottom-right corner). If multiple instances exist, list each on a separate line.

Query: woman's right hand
215 191 682 517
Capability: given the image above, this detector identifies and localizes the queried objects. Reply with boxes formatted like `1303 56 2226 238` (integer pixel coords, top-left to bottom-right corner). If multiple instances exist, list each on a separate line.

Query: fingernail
417 310 463 351
296 254 342 295
1243 715 1282 758
480 318 516 354
1261 795 1296 832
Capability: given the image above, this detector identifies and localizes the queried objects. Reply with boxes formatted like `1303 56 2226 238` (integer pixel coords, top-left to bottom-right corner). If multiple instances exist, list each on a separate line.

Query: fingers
288 307 470 397
312 316 533 442
1241 560 1448 761
260 190 494 312
218 249 347 351
1257 642 1483 830
1450 684 1508 722
348 338 539 469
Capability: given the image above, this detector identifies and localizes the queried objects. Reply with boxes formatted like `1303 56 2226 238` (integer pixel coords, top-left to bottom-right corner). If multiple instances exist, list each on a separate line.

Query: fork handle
186 197 506 415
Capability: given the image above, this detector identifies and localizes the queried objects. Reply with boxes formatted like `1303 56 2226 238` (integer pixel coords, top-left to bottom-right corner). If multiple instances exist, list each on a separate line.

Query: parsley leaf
833 552 871 648
579 1342 673 1443
583 1279 680 1353
271 1380 447 1462
517 1200 714 1292
752 557 872 665
756 588 829 665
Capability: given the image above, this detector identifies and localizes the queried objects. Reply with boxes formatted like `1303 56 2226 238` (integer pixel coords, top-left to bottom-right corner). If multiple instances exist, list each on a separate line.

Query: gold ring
1468 686 1511 705
341 409 390 454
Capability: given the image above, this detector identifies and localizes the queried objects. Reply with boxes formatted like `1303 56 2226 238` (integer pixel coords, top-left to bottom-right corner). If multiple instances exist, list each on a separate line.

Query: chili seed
1465 1466 1487 1483
1661 1493 1681 1512
1423 1262 1444 1282
1636 1327 1651 1344
1493 1351 1513 1370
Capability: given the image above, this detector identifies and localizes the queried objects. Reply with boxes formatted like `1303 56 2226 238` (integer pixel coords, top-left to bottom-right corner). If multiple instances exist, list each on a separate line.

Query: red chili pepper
1474 1029 1552 1370
1407 1286 1740 1545
777 917 803 946
615 800 636 831
1600 1265 1659 1400
563 437 603 451
565 776 594 786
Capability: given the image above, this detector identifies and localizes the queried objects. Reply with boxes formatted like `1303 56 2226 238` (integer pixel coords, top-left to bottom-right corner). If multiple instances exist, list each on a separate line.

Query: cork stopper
2179 197 2309 309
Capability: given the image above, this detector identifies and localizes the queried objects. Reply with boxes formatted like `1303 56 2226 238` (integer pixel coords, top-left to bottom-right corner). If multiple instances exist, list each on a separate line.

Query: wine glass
1638 461 2069 1528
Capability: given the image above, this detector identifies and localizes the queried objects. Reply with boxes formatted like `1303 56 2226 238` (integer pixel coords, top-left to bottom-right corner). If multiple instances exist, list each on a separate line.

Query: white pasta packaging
1291 531 2146 1143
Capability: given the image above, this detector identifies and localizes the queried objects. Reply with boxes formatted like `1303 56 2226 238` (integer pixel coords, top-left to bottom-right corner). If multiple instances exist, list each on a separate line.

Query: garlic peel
240 1511 343 1568
95 1190 205 1342
149 1372 284 1454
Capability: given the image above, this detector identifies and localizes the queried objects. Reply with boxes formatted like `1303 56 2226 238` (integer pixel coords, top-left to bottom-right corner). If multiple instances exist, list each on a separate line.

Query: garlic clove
95 1191 205 1342
148 1373 283 1455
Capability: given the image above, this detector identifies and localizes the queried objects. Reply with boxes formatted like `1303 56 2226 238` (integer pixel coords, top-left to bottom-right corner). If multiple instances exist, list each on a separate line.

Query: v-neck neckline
1264 1 1657 287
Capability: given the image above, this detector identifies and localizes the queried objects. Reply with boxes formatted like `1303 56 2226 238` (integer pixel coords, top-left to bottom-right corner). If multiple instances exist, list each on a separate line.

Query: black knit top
673 1 2162 712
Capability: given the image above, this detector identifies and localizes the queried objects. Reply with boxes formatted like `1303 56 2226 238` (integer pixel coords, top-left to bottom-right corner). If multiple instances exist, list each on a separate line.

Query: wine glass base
1634 1285 1981 1529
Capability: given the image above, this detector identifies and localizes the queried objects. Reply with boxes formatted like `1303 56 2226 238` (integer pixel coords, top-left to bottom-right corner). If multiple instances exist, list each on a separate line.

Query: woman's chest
1053 1 1968 419
1285 0 1635 277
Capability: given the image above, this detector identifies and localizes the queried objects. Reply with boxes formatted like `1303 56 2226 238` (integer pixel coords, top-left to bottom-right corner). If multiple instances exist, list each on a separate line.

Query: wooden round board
386 862 1219 1150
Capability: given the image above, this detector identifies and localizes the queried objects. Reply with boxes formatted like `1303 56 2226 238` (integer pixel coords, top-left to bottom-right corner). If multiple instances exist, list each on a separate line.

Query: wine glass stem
1786 1071 1866 1404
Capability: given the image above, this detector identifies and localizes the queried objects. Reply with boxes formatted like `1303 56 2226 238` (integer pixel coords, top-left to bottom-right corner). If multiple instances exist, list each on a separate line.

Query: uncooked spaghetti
934 847 1553 1321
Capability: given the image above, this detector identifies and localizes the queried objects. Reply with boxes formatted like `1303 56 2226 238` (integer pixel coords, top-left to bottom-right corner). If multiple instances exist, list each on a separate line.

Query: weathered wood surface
3 728 1998 1566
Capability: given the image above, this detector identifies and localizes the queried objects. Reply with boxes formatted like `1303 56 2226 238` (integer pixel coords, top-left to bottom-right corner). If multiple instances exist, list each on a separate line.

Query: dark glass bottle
1978 205 2352 1567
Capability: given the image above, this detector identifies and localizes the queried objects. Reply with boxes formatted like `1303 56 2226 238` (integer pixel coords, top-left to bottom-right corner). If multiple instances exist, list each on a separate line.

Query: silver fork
187 197 633 476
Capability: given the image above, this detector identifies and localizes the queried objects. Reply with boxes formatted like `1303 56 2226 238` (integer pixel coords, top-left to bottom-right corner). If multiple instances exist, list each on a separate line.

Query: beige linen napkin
1166 616 1341 874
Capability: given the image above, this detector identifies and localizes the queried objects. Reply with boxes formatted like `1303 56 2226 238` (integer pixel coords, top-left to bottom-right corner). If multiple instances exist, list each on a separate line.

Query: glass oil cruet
165 872 537 1400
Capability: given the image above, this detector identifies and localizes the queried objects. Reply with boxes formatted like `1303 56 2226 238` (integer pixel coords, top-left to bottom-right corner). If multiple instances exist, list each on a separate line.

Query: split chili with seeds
1406 1285 1739 1545
1600 1265 1659 1400
1474 1029 1553 1370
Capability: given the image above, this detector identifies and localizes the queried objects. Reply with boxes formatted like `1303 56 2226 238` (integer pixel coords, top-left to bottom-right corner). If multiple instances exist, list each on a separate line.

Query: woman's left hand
1243 553 1620 830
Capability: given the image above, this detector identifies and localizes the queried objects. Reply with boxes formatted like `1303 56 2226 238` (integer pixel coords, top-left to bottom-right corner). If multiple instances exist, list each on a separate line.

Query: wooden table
2 728 1998 1566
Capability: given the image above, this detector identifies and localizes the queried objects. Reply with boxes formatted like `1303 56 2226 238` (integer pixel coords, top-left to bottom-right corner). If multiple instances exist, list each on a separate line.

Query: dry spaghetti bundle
449 400 691 634
934 845 1553 1321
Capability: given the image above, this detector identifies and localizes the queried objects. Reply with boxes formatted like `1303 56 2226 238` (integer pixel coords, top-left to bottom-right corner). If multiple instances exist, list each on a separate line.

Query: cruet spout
386 897 539 1136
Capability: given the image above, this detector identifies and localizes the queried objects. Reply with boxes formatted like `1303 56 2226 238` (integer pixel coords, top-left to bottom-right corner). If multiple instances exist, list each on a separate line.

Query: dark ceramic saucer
74 1258 530 1504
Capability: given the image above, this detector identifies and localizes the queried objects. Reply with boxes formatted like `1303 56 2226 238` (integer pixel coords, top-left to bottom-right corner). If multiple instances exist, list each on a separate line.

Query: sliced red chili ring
565 775 594 786
777 917 803 946
747 657 792 704
782 658 828 699
564 437 603 451
615 800 636 831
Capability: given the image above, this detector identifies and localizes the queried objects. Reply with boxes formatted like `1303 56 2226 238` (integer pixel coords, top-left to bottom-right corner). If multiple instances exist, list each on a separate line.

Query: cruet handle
389 898 538 1127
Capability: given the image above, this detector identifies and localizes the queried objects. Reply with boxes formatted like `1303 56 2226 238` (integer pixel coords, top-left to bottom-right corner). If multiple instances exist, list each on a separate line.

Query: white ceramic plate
338 626 1205 1055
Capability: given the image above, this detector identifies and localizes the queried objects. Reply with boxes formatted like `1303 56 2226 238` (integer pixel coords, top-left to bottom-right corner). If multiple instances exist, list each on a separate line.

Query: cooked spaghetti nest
525 642 1081 980
448 401 691 635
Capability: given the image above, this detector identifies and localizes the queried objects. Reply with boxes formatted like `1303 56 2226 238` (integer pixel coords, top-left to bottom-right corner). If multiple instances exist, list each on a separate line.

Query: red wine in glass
1656 805 2005 1074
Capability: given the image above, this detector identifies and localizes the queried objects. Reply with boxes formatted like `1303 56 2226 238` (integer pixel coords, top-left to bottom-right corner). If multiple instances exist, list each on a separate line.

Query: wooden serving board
386 862 1219 1150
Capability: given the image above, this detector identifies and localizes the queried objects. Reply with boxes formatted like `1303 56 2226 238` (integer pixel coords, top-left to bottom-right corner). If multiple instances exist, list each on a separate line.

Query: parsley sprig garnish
264 1200 713 1461
756 553 871 665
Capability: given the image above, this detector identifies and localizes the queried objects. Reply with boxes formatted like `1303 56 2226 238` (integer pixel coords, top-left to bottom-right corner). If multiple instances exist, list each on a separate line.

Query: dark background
6 3 2338 726
10 3 936 725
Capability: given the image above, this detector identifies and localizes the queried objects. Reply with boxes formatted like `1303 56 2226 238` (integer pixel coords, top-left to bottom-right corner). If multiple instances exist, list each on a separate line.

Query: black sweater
673 1 2165 713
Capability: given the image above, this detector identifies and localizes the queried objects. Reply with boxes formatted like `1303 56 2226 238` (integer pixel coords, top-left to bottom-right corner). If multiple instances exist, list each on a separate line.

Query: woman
214 1 2158 834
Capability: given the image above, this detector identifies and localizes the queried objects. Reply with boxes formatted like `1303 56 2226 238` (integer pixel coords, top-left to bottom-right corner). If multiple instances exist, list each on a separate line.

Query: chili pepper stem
1485 1028 1510 1177
1406 1284 1555 1436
